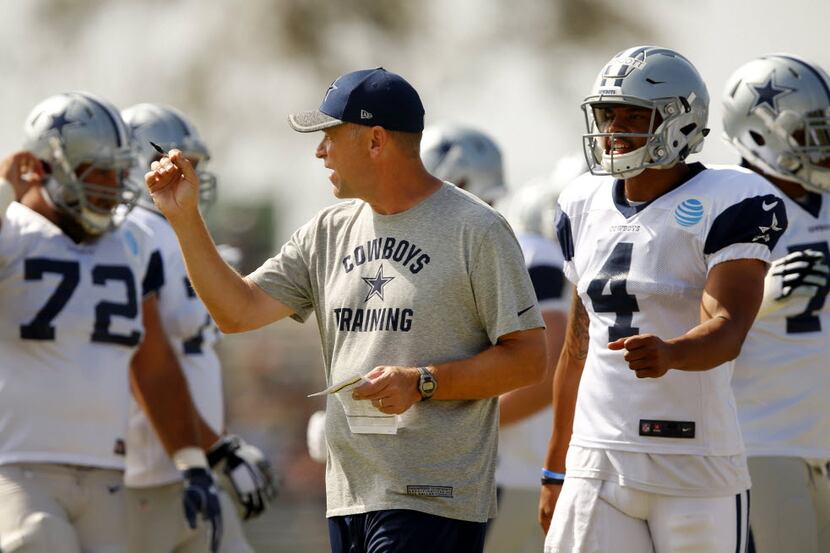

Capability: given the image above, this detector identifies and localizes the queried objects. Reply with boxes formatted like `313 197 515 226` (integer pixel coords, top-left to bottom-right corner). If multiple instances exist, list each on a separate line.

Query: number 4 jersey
555 163 786 459
0 202 161 469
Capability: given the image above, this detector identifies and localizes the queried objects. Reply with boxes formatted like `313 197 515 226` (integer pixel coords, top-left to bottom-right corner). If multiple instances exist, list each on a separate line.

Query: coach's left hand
608 334 674 379
352 366 422 414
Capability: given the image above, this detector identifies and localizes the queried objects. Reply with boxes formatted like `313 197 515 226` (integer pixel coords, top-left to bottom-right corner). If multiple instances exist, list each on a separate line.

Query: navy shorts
328 509 486 553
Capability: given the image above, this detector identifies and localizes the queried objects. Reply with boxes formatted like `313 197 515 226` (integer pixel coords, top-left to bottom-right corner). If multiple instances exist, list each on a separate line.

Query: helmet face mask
24 92 140 237
420 124 505 204
121 103 217 213
723 54 830 193
582 46 710 179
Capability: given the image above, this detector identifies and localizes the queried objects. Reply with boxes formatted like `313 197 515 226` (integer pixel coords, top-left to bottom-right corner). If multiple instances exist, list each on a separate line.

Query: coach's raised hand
145 148 200 223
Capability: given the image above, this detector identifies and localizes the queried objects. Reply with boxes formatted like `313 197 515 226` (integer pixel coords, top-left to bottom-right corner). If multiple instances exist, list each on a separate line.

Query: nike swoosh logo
762 200 778 211
517 305 535 316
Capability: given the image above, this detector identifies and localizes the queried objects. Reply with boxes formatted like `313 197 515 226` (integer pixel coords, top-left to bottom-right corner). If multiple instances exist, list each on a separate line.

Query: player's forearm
500 310 563 426
430 327 546 401
544 293 588 471
168 213 257 333
544 352 584 472
499 379 551 427
131 296 217 453
665 315 750 372
667 259 765 372
130 343 204 453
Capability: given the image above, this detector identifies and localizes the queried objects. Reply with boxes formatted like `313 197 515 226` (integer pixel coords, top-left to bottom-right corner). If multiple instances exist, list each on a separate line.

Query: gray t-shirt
249 183 544 522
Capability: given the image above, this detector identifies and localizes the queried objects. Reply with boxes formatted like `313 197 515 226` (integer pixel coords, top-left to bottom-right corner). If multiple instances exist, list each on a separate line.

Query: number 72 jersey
554 164 787 456
0 202 160 469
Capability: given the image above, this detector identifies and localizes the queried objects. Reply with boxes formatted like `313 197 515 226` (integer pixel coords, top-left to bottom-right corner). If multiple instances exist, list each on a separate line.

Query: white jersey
0 203 160 469
124 207 224 488
555 165 785 473
733 190 830 459
497 231 570 490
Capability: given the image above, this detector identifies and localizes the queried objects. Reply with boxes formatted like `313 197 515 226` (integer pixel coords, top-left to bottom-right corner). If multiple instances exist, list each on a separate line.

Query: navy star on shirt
362 265 395 302
747 76 794 114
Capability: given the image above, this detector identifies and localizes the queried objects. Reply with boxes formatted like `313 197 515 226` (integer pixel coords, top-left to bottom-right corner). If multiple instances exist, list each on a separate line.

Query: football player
121 103 276 553
539 47 788 553
0 92 220 553
420 124 507 205
724 55 830 553
421 124 570 553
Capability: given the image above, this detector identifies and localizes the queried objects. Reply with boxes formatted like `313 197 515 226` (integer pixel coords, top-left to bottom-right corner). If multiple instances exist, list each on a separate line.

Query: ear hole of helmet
749 131 766 147
680 123 697 136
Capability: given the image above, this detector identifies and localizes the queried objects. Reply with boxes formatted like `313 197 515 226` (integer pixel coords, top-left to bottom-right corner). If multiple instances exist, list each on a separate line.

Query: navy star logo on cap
323 82 339 102
747 76 794 114
362 265 395 302
48 108 82 137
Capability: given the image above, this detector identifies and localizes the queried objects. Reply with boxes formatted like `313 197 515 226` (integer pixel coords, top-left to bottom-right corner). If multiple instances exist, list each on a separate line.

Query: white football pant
126 481 253 553
545 477 749 553
0 464 127 553
746 456 830 553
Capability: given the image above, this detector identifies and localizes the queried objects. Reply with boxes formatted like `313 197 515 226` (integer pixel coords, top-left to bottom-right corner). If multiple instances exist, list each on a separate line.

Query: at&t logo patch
674 198 704 227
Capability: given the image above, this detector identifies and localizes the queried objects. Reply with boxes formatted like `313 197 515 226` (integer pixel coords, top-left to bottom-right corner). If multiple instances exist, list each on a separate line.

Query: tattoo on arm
565 292 590 360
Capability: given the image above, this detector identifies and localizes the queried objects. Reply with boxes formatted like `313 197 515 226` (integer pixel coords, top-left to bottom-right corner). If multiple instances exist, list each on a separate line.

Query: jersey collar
793 191 823 219
612 162 707 218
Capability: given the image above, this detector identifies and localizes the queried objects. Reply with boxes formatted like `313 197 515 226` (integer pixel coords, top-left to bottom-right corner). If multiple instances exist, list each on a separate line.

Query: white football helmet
583 46 710 179
722 54 830 193
496 153 587 238
121 103 217 213
23 91 139 236
421 124 505 204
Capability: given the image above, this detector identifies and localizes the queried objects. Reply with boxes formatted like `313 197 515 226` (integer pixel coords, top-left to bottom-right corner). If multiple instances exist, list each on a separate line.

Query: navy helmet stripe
606 46 649 87
81 94 125 147
772 54 830 103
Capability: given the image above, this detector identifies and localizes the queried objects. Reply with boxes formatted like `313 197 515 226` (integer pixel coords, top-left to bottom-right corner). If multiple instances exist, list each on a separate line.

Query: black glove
208 435 278 520
770 249 829 300
182 467 223 553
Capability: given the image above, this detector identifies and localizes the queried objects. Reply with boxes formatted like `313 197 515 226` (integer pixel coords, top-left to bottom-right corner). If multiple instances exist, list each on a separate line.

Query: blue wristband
541 469 566 480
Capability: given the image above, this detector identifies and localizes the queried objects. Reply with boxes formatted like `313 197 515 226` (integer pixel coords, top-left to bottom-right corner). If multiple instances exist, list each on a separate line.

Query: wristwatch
417 366 436 400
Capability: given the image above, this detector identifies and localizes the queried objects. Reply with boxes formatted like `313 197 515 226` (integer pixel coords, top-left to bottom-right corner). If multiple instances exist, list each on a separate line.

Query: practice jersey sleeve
248 216 316 322
517 232 570 313
703 192 788 270
469 217 544 344
554 206 576 283
141 249 164 298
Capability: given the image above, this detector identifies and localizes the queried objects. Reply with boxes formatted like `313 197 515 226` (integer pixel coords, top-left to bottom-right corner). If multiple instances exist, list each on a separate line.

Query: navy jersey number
587 242 640 342
20 258 141 346
183 314 214 355
786 241 830 334
20 259 80 340
91 265 142 346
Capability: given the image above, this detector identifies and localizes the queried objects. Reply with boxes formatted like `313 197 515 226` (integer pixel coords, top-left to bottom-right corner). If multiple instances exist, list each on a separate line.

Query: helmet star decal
747 75 794 115
362 265 395 302
47 108 82 138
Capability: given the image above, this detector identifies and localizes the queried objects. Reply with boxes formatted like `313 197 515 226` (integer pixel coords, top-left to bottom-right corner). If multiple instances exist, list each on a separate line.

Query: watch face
421 381 436 393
